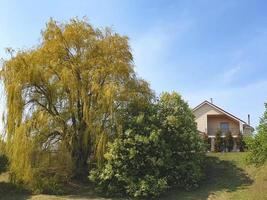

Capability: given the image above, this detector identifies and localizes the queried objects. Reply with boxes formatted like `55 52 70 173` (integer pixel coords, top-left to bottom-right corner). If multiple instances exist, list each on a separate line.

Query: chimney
248 114 250 125
210 98 213 104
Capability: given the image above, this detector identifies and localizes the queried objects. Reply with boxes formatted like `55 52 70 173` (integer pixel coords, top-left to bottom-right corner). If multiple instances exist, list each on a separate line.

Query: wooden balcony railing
207 128 240 136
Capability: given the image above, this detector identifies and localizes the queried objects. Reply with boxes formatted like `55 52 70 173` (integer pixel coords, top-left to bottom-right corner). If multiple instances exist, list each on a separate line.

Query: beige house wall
243 126 253 135
193 101 254 151
194 103 222 133
207 116 240 136
193 101 254 139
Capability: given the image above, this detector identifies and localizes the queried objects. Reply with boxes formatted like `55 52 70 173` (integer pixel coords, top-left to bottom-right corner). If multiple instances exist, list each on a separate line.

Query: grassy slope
0 153 267 200
163 153 267 200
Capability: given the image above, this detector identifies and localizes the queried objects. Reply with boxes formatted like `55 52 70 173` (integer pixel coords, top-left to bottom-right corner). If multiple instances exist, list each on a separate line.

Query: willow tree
1 18 152 183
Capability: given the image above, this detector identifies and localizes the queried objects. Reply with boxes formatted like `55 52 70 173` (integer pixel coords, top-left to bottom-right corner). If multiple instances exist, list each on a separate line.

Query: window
220 122 229 133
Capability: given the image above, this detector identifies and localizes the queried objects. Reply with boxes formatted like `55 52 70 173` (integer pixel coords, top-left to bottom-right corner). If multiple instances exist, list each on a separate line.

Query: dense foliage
246 104 267 165
90 92 206 198
236 132 246 152
214 130 222 152
0 140 8 174
1 18 206 197
225 131 234 152
0 154 8 174
203 133 210 151
1 18 152 191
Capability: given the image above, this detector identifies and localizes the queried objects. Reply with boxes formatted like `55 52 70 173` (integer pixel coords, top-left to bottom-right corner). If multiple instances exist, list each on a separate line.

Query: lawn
162 153 267 200
0 153 267 200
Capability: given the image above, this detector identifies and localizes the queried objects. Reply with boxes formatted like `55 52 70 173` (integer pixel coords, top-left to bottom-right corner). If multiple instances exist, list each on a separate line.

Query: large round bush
90 129 168 198
89 92 205 198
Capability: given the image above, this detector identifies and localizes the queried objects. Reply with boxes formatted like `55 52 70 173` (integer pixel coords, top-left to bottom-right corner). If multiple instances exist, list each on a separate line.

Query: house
193 100 254 151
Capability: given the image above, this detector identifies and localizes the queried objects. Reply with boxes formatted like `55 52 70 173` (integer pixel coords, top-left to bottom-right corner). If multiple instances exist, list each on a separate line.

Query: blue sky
1 0 267 127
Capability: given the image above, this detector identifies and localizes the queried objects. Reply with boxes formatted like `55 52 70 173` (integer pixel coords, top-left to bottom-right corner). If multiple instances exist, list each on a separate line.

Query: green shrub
246 103 267 165
214 130 222 152
31 174 64 194
236 132 246 152
89 92 205 198
225 131 234 152
0 154 9 173
203 133 210 151
30 149 73 194
90 130 168 198
8 145 73 194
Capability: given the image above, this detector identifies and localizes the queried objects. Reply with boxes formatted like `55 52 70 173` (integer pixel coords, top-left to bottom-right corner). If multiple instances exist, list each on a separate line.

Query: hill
0 153 266 200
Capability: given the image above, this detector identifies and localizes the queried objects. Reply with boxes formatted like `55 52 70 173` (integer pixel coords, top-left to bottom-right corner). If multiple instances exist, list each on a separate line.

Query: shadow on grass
161 155 253 200
0 182 31 200
0 154 253 200
52 183 121 200
0 173 121 200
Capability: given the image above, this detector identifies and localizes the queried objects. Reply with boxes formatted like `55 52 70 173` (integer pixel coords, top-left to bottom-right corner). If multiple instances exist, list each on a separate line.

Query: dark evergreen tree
214 130 222 152
225 131 234 152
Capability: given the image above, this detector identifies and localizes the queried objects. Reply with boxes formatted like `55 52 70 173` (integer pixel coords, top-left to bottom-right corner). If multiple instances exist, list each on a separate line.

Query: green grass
0 172 31 200
162 153 267 200
1 153 267 199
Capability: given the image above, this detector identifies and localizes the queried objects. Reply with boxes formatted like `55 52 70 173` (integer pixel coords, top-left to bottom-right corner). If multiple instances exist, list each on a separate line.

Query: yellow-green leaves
1 18 152 187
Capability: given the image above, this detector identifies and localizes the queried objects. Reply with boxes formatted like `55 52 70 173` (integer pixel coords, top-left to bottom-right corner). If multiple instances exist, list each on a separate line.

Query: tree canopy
90 92 205 198
1 18 153 187
246 103 267 165
0 18 206 197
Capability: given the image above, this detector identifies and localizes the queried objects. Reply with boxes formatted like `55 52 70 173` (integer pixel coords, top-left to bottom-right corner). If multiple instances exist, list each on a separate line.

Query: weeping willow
1 18 152 184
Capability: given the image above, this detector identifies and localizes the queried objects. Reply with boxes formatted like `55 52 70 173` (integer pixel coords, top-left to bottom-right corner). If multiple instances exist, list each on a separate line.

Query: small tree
246 103 267 165
236 132 245 152
214 130 222 152
225 131 234 152
203 133 210 151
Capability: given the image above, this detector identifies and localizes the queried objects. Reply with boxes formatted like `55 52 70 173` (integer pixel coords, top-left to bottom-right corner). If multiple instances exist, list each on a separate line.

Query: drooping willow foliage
0 18 153 185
